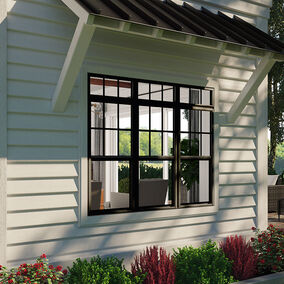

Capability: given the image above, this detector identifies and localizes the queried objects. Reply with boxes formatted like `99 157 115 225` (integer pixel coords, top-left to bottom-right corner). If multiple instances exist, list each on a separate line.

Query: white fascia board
52 15 95 112
226 52 275 124
60 0 90 22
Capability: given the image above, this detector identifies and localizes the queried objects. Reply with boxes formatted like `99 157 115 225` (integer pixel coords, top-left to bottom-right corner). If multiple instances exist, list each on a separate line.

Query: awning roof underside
77 0 284 55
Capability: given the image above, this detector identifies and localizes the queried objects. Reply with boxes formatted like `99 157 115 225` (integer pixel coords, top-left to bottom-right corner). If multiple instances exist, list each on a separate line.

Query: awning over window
77 0 284 55
52 0 284 114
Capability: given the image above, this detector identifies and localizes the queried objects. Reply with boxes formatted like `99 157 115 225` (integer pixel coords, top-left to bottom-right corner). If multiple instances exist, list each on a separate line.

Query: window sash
88 74 213 215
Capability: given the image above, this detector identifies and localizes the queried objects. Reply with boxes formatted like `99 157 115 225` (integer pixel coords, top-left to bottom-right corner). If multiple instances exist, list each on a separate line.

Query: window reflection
139 161 173 207
90 161 130 210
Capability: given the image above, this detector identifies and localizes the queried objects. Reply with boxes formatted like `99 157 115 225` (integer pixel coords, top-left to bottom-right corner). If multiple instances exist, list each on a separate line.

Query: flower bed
0 225 283 283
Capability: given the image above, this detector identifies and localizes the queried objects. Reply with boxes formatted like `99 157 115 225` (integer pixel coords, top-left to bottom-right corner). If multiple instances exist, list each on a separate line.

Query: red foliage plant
131 246 175 284
220 235 258 281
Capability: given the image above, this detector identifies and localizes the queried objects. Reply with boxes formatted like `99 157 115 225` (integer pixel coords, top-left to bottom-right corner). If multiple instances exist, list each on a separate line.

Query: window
88 75 213 215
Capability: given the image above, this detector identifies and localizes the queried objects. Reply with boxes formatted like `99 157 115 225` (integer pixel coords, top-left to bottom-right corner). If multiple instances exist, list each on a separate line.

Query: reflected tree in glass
181 110 199 191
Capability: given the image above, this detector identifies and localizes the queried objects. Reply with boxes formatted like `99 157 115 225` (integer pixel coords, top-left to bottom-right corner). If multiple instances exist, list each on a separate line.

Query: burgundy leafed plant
220 235 258 280
131 246 175 284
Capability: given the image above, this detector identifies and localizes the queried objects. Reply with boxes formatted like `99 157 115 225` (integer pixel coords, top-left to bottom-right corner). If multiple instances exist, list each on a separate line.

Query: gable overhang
52 0 284 119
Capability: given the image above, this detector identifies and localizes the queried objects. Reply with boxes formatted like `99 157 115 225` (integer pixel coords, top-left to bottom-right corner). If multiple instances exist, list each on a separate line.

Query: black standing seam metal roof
77 0 284 55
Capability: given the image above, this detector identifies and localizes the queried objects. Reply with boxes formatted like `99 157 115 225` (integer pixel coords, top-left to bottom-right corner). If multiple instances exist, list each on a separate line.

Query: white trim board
256 78 268 230
0 0 8 265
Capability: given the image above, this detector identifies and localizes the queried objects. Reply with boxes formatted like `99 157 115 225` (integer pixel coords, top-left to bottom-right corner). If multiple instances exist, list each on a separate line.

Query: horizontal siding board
20 0 67 8
188 0 269 17
8 47 65 69
4 0 268 264
219 103 256 115
219 139 256 150
217 56 255 71
220 127 256 138
8 63 61 85
218 79 246 92
7 179 78 194
8 80 78 101
8 146 79 160
93 30 222 62
7 194 78 211
8 0 76 24
6 224 213 260
8 96 79 114
7 163 78 178
219 162 256 173
88 44 253 81
8 14 75 39
217 207 256 221
211 66 252 81
215 219 255 234
219 173 256 185
92 30 255 70
219 196 256 209
219 185 256 197
8 30 70 54
219 150 256 161
8 113 79 131
219 91 256 104
241 0 272 7
6 218 256 261
7 215 216 244
87 45 231 80
226 115 256 127
7 209 77 228
8 130 79 147
8 97 79 116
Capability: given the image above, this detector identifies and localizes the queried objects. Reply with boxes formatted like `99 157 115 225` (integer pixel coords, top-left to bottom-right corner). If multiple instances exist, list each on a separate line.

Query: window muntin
88 75 213 215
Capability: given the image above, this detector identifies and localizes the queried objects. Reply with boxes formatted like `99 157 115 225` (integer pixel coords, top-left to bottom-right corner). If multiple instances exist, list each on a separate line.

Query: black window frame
88 73 214 215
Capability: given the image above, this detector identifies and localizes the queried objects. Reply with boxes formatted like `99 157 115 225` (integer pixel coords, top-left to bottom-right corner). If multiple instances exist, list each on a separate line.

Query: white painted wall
2 0 271 266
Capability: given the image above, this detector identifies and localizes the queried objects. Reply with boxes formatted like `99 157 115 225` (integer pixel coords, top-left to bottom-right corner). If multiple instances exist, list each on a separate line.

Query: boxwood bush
173 240 235 284
66 256 145 284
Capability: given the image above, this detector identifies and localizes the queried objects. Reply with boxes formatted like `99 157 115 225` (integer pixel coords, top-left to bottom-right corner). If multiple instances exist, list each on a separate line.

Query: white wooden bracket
52 15 96 112
226 52 275 124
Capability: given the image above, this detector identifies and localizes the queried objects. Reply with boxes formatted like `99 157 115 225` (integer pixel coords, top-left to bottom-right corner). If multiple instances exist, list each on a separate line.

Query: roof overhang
52 0 284 121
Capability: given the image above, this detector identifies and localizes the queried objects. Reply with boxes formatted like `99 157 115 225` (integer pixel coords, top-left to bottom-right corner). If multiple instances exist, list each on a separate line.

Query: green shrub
118 177 129 193
66 256 144 284
251 225 284 274
173 240 235 284
0 254 67 284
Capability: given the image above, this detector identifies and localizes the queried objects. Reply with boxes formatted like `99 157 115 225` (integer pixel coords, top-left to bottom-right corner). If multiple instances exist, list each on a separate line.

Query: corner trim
256 74 268 230
0 0 7 265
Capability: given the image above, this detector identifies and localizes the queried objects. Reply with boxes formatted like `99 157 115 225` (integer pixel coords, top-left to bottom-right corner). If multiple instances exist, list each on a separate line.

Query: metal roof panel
76 0 284 55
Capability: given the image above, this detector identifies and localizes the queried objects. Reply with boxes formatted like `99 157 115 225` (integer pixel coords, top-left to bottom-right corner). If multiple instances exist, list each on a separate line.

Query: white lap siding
5 0 269 266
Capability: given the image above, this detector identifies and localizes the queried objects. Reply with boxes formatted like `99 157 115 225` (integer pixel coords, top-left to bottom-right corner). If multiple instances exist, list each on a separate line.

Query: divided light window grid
88 74 213 215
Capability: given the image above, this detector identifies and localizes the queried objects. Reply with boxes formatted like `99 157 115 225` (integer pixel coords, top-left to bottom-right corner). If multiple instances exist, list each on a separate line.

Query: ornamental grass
220 235 258 280
131 246 175 284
